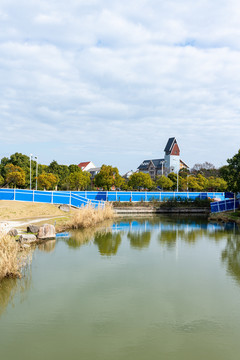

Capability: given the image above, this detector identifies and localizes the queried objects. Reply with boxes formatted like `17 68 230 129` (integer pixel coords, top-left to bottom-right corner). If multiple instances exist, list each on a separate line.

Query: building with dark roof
137 138 188 179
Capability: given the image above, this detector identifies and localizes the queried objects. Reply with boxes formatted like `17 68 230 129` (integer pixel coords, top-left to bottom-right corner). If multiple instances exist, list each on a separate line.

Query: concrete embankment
114 207 210 214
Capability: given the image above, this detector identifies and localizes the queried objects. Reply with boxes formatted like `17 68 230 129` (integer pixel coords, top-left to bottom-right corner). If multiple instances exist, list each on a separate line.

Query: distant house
137 137 189 179
138 159 165 179
87 167 101 178
123 170 135 179
78 161 96 172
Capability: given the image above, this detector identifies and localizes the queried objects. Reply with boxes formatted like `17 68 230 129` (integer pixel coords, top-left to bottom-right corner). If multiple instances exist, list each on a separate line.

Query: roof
138 159 164 170
180 159 189 168
164 137 176 154
87 167 101 172
78 161 91 169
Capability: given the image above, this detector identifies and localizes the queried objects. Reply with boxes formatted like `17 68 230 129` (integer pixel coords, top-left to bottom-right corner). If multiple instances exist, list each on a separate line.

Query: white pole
35 156 38 190
177 170 179 192
30 154 32 190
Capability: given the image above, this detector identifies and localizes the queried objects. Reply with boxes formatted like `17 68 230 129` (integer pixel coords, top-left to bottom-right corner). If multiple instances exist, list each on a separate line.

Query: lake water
1 215 240 360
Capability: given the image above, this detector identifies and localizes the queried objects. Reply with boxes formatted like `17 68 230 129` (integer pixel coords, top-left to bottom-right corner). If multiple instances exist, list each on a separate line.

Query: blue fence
211 198 239 213
74 191 225 202
0 189 104 208
0 189 226 208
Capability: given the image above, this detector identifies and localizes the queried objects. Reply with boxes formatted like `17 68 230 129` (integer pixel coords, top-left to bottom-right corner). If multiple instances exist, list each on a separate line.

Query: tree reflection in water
158 230 177 249
94 232 122 256
222 232 240 284
127 231 151 249
0 269 32 318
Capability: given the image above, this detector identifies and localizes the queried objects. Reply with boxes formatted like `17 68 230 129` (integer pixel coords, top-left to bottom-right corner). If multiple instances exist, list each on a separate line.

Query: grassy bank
209 210 240 224
0 200 70 220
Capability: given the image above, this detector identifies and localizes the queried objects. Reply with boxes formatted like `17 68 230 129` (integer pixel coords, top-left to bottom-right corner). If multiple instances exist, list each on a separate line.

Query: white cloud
0 0 240 172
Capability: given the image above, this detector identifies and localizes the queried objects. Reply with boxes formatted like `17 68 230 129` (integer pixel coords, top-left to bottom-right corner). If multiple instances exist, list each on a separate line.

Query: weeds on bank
0 232 32 281
0 233 20 280
64 203 114 230
158 198 213 209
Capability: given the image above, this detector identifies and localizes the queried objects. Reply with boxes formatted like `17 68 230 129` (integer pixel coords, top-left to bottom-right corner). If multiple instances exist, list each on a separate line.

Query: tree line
0 151 239 192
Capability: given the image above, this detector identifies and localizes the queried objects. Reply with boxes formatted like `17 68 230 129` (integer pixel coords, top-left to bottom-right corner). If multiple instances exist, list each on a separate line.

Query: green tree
94 165 122 190
156 175 173 190
128 172 153 190
5 164 26 188
37 173 59 190
0 175 4 187
220 150 240 192
68 171 91 190
207 177 228 191
196 174 208 191
168 172 177 190
69 164 81 173
187 175 202 191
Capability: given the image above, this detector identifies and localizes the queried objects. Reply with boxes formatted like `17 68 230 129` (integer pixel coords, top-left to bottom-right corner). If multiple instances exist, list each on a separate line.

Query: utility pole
35 156 38 190
30 154 32 190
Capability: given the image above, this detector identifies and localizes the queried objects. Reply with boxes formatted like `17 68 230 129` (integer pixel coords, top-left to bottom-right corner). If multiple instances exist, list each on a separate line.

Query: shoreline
208 211 240 225
114 207 210 214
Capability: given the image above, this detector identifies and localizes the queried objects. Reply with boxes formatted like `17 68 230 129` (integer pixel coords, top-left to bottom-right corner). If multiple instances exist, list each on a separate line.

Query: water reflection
159 230 177 249
38 240 56 253
94 232 122 256
222 233 240 284
0 270 32 318
127 231 151 249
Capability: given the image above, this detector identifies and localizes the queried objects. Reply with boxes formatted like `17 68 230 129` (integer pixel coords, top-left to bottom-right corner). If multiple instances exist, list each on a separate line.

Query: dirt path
0 215 67 234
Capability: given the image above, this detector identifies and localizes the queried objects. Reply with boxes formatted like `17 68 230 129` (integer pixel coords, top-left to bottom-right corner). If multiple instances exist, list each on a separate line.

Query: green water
1 215 240 360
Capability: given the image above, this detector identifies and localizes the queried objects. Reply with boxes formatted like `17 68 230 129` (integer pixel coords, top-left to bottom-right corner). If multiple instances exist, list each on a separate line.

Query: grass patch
0 201 70 221
209 210 240 224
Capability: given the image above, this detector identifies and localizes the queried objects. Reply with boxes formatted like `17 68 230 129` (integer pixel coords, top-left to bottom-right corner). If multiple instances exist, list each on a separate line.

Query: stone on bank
38 224 56 240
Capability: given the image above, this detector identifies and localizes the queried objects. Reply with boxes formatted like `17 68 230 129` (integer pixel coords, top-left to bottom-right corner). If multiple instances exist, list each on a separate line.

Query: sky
0 0 240 174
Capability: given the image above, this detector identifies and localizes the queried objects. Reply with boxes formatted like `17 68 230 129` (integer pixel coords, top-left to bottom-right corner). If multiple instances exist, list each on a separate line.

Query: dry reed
0 233 20 280
0 232 32 281
65 203 114 230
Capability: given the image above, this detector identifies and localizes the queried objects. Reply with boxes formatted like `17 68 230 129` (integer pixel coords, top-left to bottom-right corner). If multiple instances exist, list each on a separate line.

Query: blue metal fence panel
210 199 239 213
0 188 226 208
0 189 14 200
0 189 103 208
74 190 225 202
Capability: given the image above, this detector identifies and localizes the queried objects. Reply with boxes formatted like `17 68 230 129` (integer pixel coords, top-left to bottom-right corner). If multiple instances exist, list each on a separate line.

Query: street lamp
30 154 33 190
161 160 166 176
177 169 179 192
186 174 190 192
172 159 179 192
35 156 38 190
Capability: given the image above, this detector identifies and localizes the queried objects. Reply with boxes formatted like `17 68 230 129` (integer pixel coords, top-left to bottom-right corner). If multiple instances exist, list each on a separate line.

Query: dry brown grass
0 200 70 221
0 232 32 281
64 203 114 230
0 233 20 279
